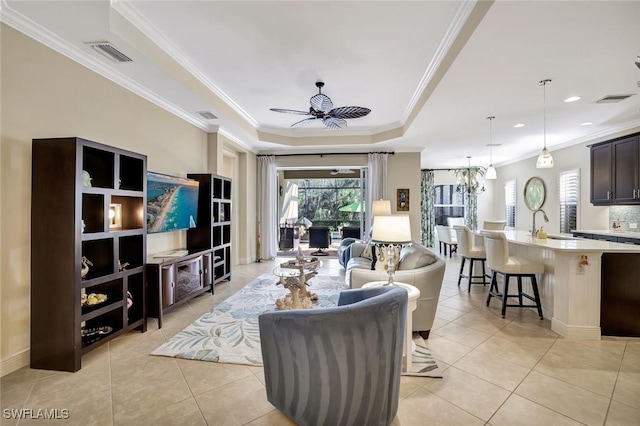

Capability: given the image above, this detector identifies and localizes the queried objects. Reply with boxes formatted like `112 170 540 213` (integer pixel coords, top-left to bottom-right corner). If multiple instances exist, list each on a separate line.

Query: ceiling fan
330 169 355 175
270 82 371 130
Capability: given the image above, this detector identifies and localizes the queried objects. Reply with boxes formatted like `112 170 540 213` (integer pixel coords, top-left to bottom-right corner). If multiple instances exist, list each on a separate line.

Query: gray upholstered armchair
258 286 408 426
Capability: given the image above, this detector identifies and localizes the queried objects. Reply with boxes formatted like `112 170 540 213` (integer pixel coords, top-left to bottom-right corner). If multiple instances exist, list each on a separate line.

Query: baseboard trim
551 318 601 340
1 349 29 377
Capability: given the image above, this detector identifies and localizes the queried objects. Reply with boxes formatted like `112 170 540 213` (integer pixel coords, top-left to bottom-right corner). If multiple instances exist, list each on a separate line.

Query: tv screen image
146 172 199 233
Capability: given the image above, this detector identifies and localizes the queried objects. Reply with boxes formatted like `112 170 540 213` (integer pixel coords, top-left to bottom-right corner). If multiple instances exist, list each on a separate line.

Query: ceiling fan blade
270 108 311 115
323 117 347 130
329 106 371 119
310 94 333 113
291 117 318 128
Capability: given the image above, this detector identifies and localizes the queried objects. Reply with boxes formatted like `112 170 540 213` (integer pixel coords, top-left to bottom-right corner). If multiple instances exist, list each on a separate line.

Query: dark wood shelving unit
31 137 147 372
187 173 232 284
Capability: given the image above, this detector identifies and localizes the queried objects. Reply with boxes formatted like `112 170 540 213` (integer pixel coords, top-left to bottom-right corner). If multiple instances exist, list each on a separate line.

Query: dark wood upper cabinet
590 133 640 205
591 143 612 204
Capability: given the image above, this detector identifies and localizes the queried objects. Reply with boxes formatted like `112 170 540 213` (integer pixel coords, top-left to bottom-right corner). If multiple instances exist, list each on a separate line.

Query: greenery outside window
298 178 364 231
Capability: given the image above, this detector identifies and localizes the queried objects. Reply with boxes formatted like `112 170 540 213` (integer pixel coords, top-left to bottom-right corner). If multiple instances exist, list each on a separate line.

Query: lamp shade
372 199 391 217
536 147 554 168
371 215 412 244
485 165 497 180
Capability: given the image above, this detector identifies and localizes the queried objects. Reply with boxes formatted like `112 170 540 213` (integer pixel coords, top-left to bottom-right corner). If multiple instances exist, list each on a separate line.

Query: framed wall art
397 189 409 211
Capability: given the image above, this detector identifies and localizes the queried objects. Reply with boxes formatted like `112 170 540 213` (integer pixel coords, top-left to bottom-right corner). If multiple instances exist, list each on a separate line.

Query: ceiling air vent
197 111 218 120
595 94 634 104
85 42 132 63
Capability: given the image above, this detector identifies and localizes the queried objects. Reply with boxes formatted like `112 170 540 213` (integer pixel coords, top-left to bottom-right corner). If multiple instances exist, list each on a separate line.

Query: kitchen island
485 231 640 339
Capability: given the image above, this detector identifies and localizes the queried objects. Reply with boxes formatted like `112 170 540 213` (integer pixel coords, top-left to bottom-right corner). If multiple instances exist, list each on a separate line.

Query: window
297 178 363 231
559 169 579 233
434 184 465 226
504 180 516 229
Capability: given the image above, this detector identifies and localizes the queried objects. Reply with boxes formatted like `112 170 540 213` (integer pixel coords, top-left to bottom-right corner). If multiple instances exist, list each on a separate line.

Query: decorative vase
81 256 93 279
82 170 92 187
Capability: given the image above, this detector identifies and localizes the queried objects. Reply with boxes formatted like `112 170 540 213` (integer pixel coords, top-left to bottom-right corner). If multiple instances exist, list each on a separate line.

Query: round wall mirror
524 177 546 211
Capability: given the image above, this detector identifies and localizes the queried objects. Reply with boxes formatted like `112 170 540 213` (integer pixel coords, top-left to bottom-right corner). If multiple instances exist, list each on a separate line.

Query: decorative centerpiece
275 256 321 310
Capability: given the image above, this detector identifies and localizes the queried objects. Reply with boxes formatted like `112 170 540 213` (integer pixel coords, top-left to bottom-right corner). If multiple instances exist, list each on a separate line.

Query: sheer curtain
257 156 277 260
420 170 435 247
366 153 388 235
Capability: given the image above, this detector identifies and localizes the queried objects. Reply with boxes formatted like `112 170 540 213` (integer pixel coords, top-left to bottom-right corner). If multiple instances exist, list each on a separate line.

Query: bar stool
453 225 488 292
482 220 506 230
435 225 457 257
480 230 544 319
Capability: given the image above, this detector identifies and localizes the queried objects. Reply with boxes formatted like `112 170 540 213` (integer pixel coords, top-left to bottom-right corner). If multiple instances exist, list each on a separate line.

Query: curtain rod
257 151 394 158
422 168 456 171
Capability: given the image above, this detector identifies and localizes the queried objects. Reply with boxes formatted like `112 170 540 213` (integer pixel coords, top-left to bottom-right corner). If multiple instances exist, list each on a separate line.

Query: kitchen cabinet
590 133 640 205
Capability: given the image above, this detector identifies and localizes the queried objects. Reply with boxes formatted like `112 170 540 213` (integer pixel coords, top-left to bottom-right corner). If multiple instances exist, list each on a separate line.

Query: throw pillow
397 245 437 270
361 243 373 260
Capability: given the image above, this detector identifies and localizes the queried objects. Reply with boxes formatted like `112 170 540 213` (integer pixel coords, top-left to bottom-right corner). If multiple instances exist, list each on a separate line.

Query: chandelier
455 156 486 195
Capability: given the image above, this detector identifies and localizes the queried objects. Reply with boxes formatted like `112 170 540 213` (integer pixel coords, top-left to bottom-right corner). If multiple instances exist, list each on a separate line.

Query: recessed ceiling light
564 96 581 103
580 121 593 126
513 123 525 128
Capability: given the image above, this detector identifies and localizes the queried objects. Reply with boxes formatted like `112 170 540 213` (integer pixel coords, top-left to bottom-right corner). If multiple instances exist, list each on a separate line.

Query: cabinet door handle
607 190 611 199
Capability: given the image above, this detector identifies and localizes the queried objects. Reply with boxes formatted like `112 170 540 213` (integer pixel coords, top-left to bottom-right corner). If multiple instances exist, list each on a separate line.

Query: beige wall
387 153 422 242
0 25 256 375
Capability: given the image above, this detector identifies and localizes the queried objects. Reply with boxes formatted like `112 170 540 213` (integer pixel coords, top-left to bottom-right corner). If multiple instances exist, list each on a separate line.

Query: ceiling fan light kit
270 82 371 130
536 79 554 169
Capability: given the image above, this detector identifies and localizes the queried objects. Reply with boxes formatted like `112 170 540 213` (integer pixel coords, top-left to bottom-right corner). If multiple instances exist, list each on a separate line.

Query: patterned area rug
151 273 346 365
151 274 442 378
405 334 444 378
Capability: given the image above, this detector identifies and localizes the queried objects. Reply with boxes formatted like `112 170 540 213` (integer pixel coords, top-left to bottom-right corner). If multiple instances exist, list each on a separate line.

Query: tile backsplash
609 206 640 232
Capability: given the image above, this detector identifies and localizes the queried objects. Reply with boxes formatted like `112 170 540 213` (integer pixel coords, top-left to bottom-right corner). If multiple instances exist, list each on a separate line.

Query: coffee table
362 281 420 373
273 258 322 310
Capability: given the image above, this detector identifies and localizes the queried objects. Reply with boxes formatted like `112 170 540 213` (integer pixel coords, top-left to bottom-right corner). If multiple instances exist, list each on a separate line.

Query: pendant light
536 79 554 168
485 116 497 179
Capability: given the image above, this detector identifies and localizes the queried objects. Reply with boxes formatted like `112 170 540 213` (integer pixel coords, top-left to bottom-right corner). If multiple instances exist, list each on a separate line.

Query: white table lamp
372 199 391 217
371 214 412 285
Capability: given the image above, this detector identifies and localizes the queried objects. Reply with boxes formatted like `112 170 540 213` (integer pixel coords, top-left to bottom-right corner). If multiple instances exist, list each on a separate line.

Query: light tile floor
2 253 639 425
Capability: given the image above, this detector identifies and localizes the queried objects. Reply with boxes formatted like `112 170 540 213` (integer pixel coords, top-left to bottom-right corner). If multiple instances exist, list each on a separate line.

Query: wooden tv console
146 249 216 328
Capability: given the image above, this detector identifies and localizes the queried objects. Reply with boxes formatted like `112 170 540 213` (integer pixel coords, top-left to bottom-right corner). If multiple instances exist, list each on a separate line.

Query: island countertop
573 229 640 239
495 230 640 253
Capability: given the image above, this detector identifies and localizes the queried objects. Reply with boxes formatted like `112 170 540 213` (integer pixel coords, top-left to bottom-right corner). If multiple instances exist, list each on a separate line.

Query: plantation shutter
504 180 516 228
559 169 579 233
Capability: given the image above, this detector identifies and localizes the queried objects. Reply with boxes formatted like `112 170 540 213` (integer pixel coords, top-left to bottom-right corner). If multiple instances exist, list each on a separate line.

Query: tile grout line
602 340 629 425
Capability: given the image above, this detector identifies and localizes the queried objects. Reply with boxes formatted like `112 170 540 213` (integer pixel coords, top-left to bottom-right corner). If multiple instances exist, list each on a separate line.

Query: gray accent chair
259 286 408 426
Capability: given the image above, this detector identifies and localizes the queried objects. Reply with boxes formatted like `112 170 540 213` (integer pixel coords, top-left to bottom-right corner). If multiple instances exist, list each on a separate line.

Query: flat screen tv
146 171 199 234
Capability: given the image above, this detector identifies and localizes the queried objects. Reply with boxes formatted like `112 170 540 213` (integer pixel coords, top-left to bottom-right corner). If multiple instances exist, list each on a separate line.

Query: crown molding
0 2 210 132
110 0 258 128
496 118 640 168
218 127 257 154
401 0 480 124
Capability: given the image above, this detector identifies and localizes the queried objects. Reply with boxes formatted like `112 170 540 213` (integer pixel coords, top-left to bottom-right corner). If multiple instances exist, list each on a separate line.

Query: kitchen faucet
532 208 549 237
